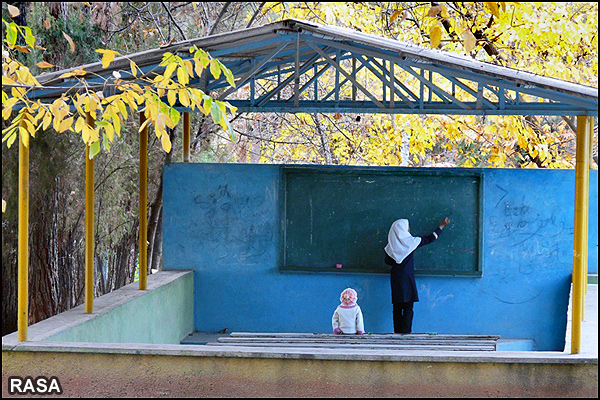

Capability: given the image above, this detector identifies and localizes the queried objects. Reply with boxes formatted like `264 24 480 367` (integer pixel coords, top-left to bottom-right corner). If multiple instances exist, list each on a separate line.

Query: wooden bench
206 332 501 351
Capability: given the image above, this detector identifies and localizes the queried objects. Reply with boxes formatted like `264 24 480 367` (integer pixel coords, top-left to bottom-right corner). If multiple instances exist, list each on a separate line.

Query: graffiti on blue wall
163 164 597 351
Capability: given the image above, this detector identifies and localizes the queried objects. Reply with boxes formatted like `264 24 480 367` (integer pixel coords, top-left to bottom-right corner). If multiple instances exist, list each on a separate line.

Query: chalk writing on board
282 166 483 275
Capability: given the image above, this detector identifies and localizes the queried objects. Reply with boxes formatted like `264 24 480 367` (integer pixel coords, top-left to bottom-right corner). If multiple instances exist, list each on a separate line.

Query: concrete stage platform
3 273 597 397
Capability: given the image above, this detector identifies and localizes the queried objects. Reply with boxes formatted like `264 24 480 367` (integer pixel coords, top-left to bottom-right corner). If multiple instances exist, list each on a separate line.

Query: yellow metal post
586 118 594 287
139 113 148 290
183 112 191 163
85 113 95 314
585 117 594 291
581 117 591 320
571 115 590 354
17 124 30 341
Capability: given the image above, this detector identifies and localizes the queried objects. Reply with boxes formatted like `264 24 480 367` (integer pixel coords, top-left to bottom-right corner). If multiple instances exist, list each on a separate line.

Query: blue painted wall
163 163 598 351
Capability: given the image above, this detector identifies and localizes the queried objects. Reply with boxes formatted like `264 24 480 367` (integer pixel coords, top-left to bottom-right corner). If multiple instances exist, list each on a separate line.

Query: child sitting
332 288 365 335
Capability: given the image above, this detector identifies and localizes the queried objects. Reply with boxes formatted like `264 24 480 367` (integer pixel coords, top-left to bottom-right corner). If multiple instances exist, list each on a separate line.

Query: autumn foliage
247 2 597 168
3 5 236 159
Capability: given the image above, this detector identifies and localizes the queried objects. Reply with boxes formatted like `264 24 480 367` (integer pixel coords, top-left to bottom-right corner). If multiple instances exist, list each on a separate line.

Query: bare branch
145 6 167 43
160 2 187 41
246 2 266 28
208 2 232 36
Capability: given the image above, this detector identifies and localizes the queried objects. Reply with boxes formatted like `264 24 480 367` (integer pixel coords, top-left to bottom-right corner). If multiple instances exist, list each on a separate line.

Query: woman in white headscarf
384 217 450 333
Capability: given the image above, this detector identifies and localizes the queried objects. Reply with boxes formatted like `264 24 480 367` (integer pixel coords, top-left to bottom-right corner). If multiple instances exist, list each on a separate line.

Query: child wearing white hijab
384 217 450 333
332 288 365 335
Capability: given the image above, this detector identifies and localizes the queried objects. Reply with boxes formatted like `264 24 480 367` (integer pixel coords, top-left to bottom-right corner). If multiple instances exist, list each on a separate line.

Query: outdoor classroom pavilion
2 19 598 397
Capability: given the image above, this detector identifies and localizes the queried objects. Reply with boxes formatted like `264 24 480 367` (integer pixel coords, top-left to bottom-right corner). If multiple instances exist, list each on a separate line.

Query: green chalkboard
281 166 483 276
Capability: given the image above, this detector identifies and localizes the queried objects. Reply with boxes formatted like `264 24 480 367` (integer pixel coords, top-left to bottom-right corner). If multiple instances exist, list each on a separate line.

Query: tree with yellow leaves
2 3 238 333
243 2 597 168
2 5 236 160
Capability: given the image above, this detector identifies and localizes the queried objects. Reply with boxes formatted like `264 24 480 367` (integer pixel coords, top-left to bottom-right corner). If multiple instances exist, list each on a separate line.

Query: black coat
385 227 442 303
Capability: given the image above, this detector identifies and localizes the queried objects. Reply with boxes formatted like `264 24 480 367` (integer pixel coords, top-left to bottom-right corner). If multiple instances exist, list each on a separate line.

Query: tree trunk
150 210 163 271
147 179 163 272
315 114 333 164
400 120 411 166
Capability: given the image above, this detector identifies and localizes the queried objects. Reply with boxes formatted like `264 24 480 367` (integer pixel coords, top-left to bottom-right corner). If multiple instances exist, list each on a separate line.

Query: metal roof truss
24 22 597 117
198 31 597 116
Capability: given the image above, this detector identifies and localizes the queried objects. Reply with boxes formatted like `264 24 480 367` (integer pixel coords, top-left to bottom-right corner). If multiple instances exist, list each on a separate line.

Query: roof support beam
335 48 340 104
368 57 420 103
355 55 415 108
138 112 148 291
476 83 484 110
305 40 386 110
303 35 597 114
254 51 325 107
372 58 419 102
401 65 471 110
85 113 95 313
227 100 590 116
286 62 333 103
389 60 395 109
571 115 592 354
320 62 367 103
423 62 597 110
218 40 291 100
17 125 29 341
295 33 300 108
443 75 498 110
352 57 357 102
21 21 597 116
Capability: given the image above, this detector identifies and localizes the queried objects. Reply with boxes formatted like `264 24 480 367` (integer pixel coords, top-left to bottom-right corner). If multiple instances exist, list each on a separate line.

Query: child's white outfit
332 302 365 335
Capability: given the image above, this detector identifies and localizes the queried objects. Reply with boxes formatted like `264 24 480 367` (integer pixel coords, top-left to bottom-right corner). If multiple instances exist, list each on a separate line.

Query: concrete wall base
2 348 597 398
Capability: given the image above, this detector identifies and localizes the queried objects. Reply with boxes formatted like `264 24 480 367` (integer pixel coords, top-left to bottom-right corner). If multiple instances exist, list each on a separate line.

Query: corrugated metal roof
26 19 598 116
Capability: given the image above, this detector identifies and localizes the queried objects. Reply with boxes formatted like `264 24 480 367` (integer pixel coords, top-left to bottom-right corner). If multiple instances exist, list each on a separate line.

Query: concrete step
564 281 598 355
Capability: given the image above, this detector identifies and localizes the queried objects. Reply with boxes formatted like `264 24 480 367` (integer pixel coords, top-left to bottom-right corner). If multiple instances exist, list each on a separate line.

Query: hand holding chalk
440 217 450 229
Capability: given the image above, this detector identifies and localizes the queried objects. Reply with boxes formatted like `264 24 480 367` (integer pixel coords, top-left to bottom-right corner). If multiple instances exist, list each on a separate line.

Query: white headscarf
384 219 422 264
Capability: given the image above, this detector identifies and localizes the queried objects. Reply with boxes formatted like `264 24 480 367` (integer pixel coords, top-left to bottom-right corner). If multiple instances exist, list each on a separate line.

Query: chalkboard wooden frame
280 165 484 276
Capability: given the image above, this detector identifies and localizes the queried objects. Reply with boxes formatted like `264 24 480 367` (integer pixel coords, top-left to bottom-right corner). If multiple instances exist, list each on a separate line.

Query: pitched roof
28 19 598 116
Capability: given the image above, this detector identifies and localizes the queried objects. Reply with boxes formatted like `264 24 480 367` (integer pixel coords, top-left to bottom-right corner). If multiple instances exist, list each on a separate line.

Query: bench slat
217 337 498 346
206 342 496 351
229 332 501 340
210 332 500 351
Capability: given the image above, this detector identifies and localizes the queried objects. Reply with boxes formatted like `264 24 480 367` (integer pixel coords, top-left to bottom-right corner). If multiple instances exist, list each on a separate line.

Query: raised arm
419 217 451 247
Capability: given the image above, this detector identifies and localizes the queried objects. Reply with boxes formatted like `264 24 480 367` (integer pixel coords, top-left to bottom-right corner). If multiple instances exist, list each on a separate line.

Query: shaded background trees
2 2 597 335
